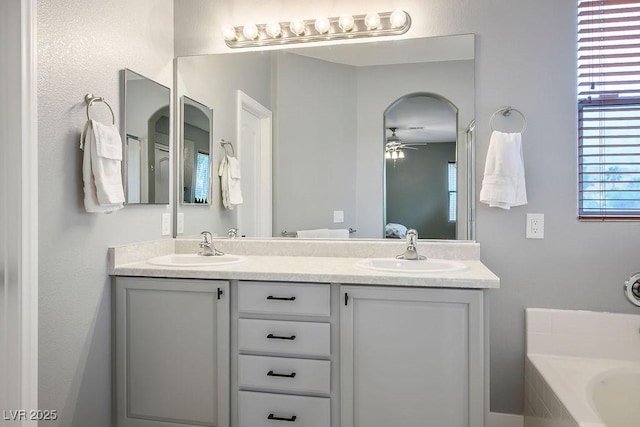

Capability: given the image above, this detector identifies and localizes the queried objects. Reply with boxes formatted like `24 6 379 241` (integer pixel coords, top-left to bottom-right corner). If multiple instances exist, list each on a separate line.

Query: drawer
239 355 330 395
238 319 330 357
238 281 330 317
238 391 329 427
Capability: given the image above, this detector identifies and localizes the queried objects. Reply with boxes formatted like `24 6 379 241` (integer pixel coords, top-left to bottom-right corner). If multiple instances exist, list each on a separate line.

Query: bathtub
524 309 640 427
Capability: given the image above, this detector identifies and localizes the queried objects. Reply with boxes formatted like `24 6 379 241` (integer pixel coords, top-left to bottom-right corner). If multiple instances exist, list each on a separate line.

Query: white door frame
236 90 272 237
1 0 39 422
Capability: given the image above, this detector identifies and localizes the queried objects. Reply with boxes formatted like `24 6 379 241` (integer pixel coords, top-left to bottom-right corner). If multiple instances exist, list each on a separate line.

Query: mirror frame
172 34 476 240
122 68 171 205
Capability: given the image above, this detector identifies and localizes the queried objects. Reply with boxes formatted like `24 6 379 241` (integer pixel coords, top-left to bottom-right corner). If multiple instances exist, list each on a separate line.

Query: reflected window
194 152 210 203
448 162 457 223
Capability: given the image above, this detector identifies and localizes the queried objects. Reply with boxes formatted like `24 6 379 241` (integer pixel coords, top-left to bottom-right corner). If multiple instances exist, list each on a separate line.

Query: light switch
333 210 344 223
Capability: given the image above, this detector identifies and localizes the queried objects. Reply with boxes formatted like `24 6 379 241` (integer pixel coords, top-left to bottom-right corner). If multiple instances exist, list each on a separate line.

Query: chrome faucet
227 228 239 239
199 231 224 256
397 229 425 260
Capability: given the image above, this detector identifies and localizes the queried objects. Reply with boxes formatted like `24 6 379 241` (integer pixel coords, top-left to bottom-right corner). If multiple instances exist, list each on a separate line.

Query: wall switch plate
333 210 344 223
161 213 171 236
177 213 184 234
526 213 544 239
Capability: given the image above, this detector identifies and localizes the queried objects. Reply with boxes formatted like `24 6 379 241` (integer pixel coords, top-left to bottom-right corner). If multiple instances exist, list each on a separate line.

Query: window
578 0 640 219
194 151 210 203
448 162 457 223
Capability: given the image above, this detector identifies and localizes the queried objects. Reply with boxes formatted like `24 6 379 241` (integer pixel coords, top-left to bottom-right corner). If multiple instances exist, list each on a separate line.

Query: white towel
479 131 527 209
385 223 408 239
296 228 350 239
218 155 243 209
80 120 125 213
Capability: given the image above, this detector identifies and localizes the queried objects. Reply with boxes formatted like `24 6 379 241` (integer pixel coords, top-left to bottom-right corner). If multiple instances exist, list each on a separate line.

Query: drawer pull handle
266 295 297 301
267 370 297 378
267 333 296 340
268 414 297 422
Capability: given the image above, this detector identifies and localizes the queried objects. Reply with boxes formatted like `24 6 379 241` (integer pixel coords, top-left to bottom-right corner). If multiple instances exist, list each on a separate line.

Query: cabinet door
341 286 483 427
114 277 229 427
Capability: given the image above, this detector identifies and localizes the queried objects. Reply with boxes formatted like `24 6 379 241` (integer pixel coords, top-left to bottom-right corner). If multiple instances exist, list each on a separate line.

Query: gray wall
386 142 456 239
37 1 174 425
173 0 640 415
177 53 272 236
274 52 358 234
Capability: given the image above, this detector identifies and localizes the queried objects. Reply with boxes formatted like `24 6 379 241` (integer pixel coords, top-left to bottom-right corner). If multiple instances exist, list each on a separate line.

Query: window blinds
578 0 640 219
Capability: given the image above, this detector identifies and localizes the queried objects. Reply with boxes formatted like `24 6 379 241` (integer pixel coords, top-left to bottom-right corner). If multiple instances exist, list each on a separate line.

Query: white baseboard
488 412 524 427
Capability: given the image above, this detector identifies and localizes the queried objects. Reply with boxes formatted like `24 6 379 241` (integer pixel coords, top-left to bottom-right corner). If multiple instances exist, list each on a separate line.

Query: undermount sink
147 253 247 267
355 258 468 274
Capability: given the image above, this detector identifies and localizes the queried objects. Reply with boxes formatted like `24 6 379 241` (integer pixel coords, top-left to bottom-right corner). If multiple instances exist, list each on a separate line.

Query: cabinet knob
268 414 297 422
266 295 297 301
266 333 296 340
267 370 297 378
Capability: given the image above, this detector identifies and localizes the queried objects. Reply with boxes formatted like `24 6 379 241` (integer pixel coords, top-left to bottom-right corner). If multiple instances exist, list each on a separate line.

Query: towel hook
85 93 115 125
490 106 527 134
220 139 235 157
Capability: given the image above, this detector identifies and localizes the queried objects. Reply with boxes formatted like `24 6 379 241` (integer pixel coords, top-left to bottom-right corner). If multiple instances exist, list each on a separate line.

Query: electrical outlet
526 213 544 239
161 213 171 236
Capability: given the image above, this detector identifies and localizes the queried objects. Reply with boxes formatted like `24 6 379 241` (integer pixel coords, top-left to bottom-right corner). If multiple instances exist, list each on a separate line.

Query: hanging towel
218 155 243 209
296 228 350 239
385 223 408 239
80 120 125 213
479 131 527 209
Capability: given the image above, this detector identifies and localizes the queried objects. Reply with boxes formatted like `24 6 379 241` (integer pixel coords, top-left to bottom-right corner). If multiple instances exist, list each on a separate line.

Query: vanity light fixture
223 10 411 48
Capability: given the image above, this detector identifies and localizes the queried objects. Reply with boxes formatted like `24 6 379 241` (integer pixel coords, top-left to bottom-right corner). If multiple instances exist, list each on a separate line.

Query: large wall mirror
180 96 213 204
123 69 171 204
176 34 475 239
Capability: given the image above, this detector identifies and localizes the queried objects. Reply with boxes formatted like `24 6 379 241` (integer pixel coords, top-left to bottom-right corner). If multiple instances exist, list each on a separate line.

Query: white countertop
109 239 500 289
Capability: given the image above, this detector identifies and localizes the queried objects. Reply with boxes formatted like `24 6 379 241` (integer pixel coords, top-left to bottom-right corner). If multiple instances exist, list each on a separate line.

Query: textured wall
37 1 173 425
174 0 640 415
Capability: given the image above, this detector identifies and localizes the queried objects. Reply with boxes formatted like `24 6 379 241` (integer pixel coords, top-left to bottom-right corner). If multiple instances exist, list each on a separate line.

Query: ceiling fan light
391 151 398 160
385 151 391 159
398 150 405 159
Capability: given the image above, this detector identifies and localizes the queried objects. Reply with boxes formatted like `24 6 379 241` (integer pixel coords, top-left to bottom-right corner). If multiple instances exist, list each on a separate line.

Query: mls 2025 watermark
2 410 58 421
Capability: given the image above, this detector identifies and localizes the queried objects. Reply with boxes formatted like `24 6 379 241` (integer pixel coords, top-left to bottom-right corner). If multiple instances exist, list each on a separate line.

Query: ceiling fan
385 127 427 160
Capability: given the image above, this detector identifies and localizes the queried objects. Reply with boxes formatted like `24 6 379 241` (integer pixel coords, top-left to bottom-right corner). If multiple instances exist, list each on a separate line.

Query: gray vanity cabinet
114 277 230 427
340 286 484 427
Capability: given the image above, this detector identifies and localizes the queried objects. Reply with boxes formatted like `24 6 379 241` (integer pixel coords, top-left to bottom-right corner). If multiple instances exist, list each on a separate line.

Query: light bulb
222 25 237 41
289 19 306 36
391 151 398 160
242 23 259 40
265 21 282 38
314 16 330 34
364 12 381 30
385 151 391 159
338 15 354 32
389 10 407 28
398 150 405 159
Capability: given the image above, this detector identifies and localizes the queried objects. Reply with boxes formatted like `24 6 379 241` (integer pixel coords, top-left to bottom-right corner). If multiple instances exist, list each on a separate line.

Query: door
341 286 484 427
237 91 272 237
115 278 230 427
154 143 170 204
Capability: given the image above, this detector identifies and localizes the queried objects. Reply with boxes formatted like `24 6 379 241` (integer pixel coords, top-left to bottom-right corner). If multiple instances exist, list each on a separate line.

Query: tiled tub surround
108 238 498 288
524 309 640 427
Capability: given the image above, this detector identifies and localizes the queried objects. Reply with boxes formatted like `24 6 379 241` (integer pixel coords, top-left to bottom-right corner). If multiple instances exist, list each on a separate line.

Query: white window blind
578 0 640 219
448 162 457 223
194 152 210 203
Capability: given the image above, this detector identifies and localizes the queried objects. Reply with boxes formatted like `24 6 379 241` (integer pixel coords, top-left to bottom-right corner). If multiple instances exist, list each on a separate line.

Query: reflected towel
218 155 243 209
479 131 527 209
80 120 125 213
296 228 350 239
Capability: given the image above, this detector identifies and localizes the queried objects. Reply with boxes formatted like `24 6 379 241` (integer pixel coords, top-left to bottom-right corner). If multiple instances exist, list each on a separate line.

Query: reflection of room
124 70 171 204
177 35 474 238
181 97 212 204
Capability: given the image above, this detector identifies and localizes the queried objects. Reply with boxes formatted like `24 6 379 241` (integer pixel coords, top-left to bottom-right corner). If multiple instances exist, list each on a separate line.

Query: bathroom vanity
109 238 498 427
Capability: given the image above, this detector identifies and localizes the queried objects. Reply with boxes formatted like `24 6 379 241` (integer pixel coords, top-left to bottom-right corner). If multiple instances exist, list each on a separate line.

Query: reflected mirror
181 96 213 204
176 34 475 239
384 94 458 240
123 69 171 204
